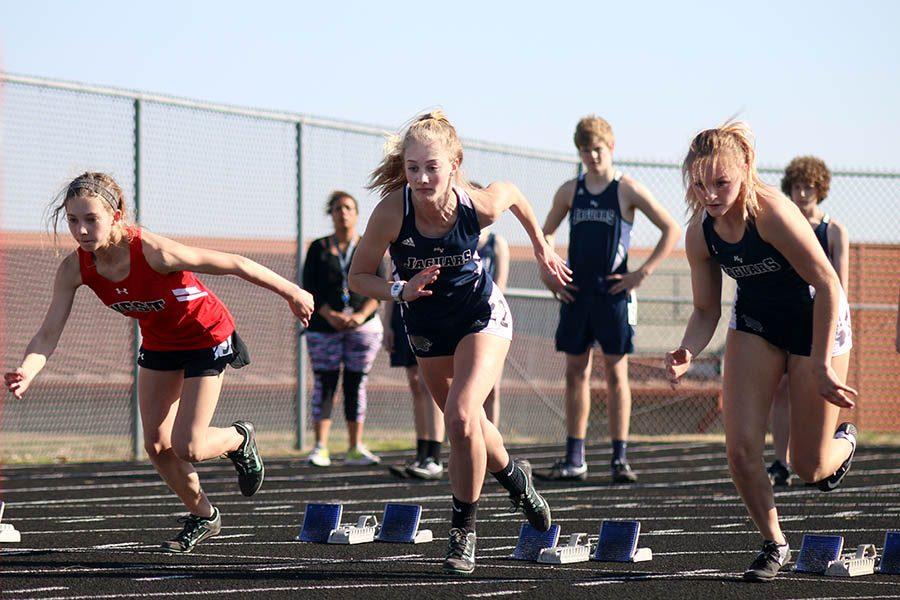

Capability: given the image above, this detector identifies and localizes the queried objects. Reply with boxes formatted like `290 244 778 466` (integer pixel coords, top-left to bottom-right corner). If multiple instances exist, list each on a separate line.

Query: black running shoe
534 459 588 482
508 459 552 532
443 528 476 574
160 507 221 553
611 459 638 484
817 422 857 492
227 421 265 497
743 540 790 582
767 460 792 487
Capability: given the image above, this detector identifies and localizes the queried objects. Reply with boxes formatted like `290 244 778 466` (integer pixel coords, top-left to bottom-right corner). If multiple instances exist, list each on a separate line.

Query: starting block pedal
0 502 20 544
593 520 652 563
824 544 877 577
538 532 591 564
878 531 900 575
297 503 343 543
327 515 378 545
795 534 844 574
511 523 561 561
375 503 432 544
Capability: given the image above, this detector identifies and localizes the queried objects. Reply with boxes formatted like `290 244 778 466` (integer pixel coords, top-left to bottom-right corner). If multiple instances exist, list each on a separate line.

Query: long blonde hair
682 121 768 223
47 172 134 248
368 110 467 198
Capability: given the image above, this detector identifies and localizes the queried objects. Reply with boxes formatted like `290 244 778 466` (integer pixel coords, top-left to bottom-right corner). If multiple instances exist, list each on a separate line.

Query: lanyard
331 235 358 309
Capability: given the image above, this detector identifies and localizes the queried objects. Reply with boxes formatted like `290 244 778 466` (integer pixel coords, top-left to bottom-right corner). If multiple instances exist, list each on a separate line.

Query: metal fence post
295 120 307 451
131 98 143 460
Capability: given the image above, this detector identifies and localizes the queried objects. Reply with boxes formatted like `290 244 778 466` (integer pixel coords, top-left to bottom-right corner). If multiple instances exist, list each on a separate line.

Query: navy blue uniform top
568 172 633 294
702 213 812 306
389 185 493 332
814 214 831 259
478 232 499 280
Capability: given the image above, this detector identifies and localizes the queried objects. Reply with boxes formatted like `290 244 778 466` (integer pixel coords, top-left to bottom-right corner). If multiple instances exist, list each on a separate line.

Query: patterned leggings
306 319 382 423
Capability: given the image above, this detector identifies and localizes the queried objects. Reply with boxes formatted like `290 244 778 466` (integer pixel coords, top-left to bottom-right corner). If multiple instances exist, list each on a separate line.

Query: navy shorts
555 291 635 356
137 331 251 378
389 304 417 368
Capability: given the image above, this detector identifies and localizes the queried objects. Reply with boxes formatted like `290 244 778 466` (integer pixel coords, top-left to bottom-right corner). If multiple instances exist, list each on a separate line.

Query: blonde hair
574 115 615 149
47 172 133 247
682 121 769 223
368 110 466 199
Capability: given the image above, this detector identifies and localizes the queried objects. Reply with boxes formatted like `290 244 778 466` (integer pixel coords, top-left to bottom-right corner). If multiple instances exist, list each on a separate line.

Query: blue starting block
593 520 652 563
375 503 432 544
297 503 343 543
879 531 900 575
0 502 21 544
511 523 561 561
795 534 844 573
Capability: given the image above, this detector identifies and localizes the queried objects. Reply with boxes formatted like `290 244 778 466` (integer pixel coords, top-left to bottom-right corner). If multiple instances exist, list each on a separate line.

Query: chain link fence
2 73 898 462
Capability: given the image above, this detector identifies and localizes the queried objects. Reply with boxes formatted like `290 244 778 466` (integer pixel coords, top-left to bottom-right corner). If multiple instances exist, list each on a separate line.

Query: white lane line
2 587 69 595
15 579 546 600
132 576 193 582
467 591 529 598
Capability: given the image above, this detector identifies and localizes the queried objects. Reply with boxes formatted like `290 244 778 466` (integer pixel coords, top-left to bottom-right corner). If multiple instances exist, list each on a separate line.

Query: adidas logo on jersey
589 200 599 207
401 237 416 247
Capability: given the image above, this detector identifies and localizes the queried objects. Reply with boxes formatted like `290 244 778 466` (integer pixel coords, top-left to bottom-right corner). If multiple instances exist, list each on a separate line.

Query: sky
2 0 899 171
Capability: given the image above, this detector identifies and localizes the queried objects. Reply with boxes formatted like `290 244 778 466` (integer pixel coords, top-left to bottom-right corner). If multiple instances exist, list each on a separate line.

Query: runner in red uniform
4 172 314 553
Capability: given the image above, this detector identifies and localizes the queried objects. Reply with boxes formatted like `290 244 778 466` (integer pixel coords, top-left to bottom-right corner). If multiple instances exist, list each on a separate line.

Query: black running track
2 442 898 600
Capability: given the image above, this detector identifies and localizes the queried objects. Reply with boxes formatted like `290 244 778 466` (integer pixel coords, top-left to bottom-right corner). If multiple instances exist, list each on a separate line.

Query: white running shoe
406 457 444 480
307 445 331 467
345 445 381 466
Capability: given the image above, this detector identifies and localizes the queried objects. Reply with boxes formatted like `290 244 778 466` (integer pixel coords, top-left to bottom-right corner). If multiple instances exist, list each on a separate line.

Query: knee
171 438 204 463
726 441 762 477
143 440 169 461
565 364 589 387
791 456 829 483
445 409 479 442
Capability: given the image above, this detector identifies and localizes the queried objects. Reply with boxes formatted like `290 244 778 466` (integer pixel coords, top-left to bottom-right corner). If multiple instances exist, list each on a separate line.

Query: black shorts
555 291 635 356
137 331 251 378
389 304 417 368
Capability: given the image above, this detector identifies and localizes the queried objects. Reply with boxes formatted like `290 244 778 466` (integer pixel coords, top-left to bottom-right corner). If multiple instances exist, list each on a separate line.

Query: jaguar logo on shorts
741 315 764 333
409 335 433 352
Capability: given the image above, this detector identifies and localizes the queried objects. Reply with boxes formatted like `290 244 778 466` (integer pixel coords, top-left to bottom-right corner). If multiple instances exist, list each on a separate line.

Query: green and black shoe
508 459 552 532
227 421 265 497
443 528 477 574
160 507 221 553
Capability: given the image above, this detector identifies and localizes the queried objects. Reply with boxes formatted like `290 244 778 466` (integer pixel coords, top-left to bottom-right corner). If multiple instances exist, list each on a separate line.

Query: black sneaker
226 421 265 497
817 422 857 492
534 459 587 482
508 459 552 532
767 460 792 487
443 528 476 574
611 459 638 484
160 507 221 553
743 540 790 582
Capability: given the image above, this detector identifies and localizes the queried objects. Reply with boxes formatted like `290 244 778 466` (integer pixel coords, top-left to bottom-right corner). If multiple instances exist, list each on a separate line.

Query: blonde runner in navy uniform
349 111 571 575
666 123 857 583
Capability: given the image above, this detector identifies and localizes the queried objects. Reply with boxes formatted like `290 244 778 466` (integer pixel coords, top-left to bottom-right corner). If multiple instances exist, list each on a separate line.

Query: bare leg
603 353 631 441
722 330 787 544
483 365 503 427
565 351 592 438
314 419 332 447
407 365 444 441
171 373 243 462
419 333 510 503
786 352 853 482
770 374 791 465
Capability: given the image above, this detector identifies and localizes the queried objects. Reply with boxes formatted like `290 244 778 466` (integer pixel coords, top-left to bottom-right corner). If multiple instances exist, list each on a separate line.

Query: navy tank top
478 232 498 280
814 214 830 259
389 186 493 332
568 172 633 294
702 213 812 306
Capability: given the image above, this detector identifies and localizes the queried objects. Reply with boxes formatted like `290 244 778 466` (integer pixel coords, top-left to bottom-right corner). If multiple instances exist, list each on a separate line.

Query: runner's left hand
289 286 315 327
607 269 647 295
535 242 572 289
813 364 858 409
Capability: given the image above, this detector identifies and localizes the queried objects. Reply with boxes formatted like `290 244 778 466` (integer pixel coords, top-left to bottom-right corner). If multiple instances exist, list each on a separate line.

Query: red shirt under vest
77 228 235 351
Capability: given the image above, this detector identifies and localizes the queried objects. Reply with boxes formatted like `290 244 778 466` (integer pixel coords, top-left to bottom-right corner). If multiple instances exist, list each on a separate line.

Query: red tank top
77 228 235 351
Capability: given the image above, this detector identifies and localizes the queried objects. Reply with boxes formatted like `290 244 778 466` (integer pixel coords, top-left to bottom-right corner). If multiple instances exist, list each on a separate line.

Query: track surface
2 442 899 599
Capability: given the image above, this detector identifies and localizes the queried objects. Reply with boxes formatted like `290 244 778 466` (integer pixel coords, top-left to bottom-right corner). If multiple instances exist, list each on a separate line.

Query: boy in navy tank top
666 124 856 582
5 172 315 554
767 156 850 486
537 115 680 484
349 111 571 575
